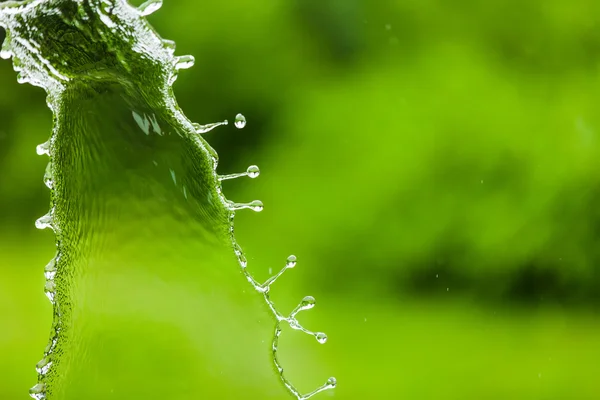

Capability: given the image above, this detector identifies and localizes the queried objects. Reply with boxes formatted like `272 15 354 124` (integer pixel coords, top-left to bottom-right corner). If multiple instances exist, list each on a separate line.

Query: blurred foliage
1 0 600 399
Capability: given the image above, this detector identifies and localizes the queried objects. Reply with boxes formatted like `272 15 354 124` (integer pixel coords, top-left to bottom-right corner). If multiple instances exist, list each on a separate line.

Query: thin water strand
226 199 264 212
219 165 260 181
192 120 228 134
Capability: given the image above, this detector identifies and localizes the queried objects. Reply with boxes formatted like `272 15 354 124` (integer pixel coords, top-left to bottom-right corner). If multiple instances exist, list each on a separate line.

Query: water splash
0 0 334 399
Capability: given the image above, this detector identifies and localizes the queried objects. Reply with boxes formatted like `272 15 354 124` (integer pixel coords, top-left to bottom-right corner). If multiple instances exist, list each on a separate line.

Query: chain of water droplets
215 113 337 399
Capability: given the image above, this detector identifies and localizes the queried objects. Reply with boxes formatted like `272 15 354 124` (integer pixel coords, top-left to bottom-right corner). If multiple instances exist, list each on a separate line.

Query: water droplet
234 113 246 129
0 49 11 60
175 55 195 70
35 213 53 230
29 383 46 399
286 255 297 268
315 332 328 344
327 377 337 388
36 140 50 156
300 295 316 310
44 163 53 189
138 0 163 16
36 356 52 375
246 165 260 178
249 199 263 212
44 259 57 279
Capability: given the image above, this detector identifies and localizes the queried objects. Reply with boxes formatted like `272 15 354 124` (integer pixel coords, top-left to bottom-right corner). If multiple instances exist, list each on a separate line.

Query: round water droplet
300 295 316 310
249 200 263 212
234 113 246 129
327 377 337 388
315 332 328 344
246 165 260 178
286 255 297 268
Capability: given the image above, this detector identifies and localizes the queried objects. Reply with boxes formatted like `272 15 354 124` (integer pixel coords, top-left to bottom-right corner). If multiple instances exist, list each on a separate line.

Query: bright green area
2 0 600 399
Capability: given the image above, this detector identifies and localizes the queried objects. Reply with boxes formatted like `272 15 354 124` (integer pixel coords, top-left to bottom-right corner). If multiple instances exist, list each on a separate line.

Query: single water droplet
300 295 316 310
175 55 195 70
234 113 246 129
315 332 328 344
36 140 50 156
327 377 337 388
138 0 163 16
249 199 263 212
35 213 53 230
286 255 297 268
246 165 260 178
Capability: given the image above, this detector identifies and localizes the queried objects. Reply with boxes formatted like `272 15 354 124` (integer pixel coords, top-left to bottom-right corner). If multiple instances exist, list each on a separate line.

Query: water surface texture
0 1 333 399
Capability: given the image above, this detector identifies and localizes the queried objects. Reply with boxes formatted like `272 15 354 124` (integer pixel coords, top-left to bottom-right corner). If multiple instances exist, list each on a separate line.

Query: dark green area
1 0 600 399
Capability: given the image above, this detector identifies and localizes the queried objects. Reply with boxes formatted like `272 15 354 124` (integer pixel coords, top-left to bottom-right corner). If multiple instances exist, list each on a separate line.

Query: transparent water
0 0 334 398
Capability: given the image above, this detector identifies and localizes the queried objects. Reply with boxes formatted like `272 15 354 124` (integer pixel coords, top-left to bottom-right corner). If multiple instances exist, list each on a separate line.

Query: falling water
0 0 335 399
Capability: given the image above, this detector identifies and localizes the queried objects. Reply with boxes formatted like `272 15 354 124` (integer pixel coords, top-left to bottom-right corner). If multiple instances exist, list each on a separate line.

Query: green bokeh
2 0 600 398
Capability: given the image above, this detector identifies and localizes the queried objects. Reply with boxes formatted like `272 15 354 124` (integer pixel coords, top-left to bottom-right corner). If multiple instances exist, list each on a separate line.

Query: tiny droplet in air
234 113 246 129
249 200 263 212
246 165 260 178
300 295 316 310
286 255 297 268
315 332 328 344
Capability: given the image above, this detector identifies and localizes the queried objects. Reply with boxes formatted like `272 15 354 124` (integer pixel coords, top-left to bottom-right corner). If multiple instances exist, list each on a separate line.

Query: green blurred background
2 0 600 398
